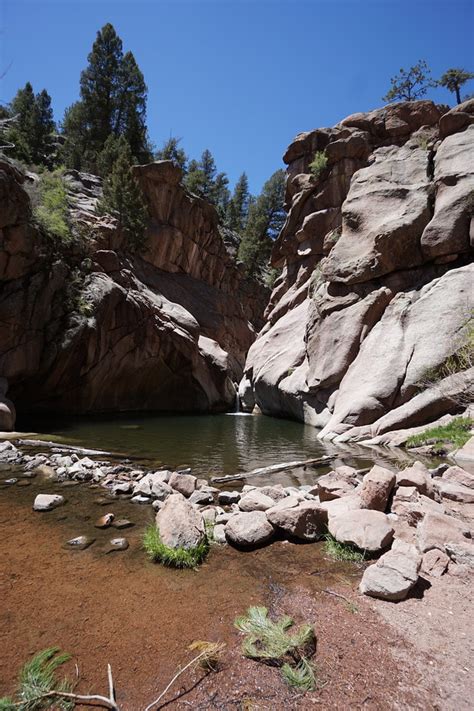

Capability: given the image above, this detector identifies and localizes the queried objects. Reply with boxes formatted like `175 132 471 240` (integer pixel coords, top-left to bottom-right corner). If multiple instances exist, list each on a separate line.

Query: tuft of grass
308 150 328 177
0 647 73 710
324 534 366 563
188 641 226 672
33 170 73 244
281 658 316 691
234 606 315 665
143 524 209 569
406 417 473 450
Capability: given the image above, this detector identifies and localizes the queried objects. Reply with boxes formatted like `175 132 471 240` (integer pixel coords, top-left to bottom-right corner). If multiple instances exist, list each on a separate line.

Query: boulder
0 378 15 431
238 490 276 512
33 494 65 511
266 501 326 540
441 465 474 490
328 509 394 552
155 493 205 550
435 480 474 504
358 465 396 511
189 490 214 505
396 462 434 498
360 540 421 601
258 485 288 502
391 487 445 526
217 490 241 505
417 512 471 554
213 523 227 545
421 549 450 578
320 493 362 520
445 542 474 568
134 473 173 500
313 469 358 502
168 472 197 498
225 511 275 548
453 436 474 463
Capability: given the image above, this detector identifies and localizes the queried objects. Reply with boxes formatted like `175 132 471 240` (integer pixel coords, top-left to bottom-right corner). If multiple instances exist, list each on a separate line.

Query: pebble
65 535 96 550
112 518 134 530
106 537 129 552
95 513 115 528
131 494 151 504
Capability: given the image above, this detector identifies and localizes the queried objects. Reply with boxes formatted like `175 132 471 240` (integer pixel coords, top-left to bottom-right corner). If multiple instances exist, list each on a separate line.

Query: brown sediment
0 475 466 710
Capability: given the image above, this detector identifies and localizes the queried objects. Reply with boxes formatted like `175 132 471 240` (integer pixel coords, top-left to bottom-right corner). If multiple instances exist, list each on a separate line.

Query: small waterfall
234 383 241 413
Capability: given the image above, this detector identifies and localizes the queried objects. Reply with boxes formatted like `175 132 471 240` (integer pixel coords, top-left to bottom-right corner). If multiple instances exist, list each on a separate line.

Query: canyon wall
0 160 267 427
240 99 474 441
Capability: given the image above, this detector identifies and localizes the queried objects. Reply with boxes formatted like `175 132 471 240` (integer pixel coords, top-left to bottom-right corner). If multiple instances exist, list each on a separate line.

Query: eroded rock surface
241 101 474 439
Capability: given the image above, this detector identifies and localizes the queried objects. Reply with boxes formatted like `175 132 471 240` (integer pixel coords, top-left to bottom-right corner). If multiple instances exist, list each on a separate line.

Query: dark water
19 411 431 485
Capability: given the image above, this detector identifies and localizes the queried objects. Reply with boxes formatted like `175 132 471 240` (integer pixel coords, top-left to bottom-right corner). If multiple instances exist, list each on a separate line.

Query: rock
435 480 474 503
133 472 173 499
66 535 95 550
320 493 362 520
225 511 275 548
396 462 434 498
152 500 162 511
266 501 326 540
155 493 205 550
0 378 16 431
33 494 65 511
131 494 152 504
453 436 474 463
445 542 474 568
358 465 396 511
312 469 358 502
238 490 276 512
217 490 241 505
421 549 450 577
168 472 197 498
441 465 474 490
391 487 445 526
106 537 129 552
111 481 132 495
4 478 17 485
189 490 214 505
417 512 471 553
360 540 421 601
258 485 288 502
201 507 217 524
95 513 115 528
328 509 394 552
112 518 134 530
213 524 227 545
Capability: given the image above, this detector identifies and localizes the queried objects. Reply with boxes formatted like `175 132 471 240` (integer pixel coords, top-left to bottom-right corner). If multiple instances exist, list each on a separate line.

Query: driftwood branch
144 650 208 711
322 589 354 606
211 455 333 484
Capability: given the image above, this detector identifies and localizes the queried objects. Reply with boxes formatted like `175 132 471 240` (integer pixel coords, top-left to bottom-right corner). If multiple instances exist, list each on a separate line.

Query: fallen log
211 454 334 484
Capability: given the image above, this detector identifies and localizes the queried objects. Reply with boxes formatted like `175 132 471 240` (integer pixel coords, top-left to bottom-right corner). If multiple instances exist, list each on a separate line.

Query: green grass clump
0 647 73 710
406 417 473 450
281 658 317 691
308 150 328 177
324 534 366 563
143 524 209 569
33 170 73 244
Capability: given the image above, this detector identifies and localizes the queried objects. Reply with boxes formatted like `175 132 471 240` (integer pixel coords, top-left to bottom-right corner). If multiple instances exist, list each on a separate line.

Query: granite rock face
0 160 268 426
241 101 474 438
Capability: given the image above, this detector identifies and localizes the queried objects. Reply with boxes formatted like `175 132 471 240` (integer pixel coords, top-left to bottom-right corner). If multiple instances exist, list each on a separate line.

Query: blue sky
1 0 473 193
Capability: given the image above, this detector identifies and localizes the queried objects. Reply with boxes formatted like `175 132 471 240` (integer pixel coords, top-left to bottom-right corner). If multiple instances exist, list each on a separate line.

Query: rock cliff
0 160 267 427
240 100 474 442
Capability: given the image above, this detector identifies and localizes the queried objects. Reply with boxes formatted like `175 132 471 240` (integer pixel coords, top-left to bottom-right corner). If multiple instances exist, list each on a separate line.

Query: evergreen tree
155 136 187 170
96 134 130 177
227 172 250 232
438 68 474 104
383 60 436 102
62 23 150 171
213 172 230 219
97 141 149 251
237 169 286 277
6 82 55 165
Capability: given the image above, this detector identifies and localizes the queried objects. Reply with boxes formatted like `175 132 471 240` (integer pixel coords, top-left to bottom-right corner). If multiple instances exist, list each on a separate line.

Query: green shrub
281 657 317 691
323 534 366 563
0 647 73 710
308 150 328 177
143 524 209 569
406 417 473 450
33 170 73 244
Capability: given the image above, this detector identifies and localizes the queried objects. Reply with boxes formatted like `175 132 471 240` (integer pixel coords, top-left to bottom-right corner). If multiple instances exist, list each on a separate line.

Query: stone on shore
168 471 197 498
421 549 450 577
396 462 434 498
238 490 276 512
453 436 474 463
360 540 421 601
417 511 471 553
225 511 275 548
445 542 474 568
358 465 396 511
328 509 394 552
33 494 65 511
441 465 474 489
266 501 326 540
312 469 358 502
217 490 240 505
155 493 204 550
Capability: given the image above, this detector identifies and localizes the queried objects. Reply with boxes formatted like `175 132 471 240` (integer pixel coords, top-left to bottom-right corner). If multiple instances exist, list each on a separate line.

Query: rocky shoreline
2 434 473 602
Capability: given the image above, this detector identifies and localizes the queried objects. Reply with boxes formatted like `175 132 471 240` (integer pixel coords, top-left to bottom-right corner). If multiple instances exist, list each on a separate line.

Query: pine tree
97 141 148 251
438 68 474 105
155 136 188 170
61 23 150 171
383 60 437 102
213 172 230 219
96 134 129 177
237 169 286 277
227 172 250 232
6 82 55 165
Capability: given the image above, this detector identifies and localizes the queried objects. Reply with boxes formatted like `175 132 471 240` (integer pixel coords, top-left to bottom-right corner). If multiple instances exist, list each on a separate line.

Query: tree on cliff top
238 169 285 277
155 136 188 170
438 68 474 104
6 82 55 166
97 140 148 251
61 23 151 172
227 172 251 233
383 60 437 102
